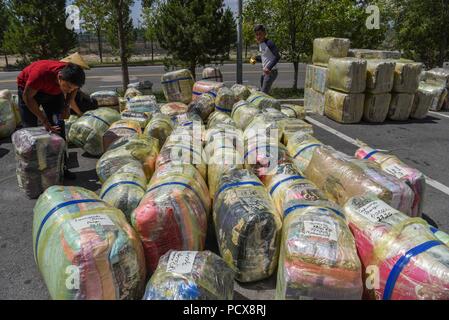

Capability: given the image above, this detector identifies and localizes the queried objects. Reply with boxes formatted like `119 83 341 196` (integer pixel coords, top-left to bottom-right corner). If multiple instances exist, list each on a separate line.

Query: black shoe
64 169 77 180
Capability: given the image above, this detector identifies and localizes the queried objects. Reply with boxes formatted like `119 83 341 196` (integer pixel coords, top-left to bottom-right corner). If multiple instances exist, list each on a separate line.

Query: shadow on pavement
0 147 10 159
422 213 439 228
64 168 101 192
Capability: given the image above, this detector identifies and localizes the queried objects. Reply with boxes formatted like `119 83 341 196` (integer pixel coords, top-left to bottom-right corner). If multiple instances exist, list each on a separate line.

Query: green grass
270 88 304 99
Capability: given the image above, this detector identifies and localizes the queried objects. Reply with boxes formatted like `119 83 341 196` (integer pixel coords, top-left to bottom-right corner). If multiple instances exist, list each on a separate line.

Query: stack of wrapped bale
90 91 120 112
33 186 146 300
191 80 224 102
12 127 66 199
417 68 449 113
305 38 351 115
265 163 363 300
389 60 423 121
102 119 142 152
0 95 16 138
202 67 223 83
343 194 449 300
132 162 210 272
348 49 401 60
213 168 282 282
325 57 367 124
161 69 195 104
143 250 234 300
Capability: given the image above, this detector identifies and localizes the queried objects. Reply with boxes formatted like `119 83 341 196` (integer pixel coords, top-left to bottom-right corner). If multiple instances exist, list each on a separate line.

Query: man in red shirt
17 60 86 179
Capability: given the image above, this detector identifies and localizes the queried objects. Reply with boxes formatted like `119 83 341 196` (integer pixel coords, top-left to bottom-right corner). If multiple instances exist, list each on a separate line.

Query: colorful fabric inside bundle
121 111 151 129
100 163 147 222
160 102 189 117
231 101 261 130
305 146 414 215
343 194 449 300
102 120 142 152
171 112 204 131
132 164 209 272
68 107 121 156
97 135 159 183
0 98 16 138
286 132 323 173
207 111 236 129
125 95 159 113
188 92 216 121
143 113 174 147
90 91 119 107
355 146 426 217
247 92 281 110
33 186 146 300
143 250 234 300
215 87 237 114
231 84 251 101
12 127 65 199
213 169 282 282
161 69 195 104
192 81 224 102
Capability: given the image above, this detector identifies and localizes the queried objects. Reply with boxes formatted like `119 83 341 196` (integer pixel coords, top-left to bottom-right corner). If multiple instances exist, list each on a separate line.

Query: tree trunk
151 40 154 62
4 54 9 68
245 43 248 59
293 61 299 90
97 28 103 64
115 0 130 92
190 63 196 80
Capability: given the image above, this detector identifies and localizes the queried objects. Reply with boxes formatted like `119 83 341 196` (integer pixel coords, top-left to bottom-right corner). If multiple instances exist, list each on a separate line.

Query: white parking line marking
429 111 449 119
306 116 449 197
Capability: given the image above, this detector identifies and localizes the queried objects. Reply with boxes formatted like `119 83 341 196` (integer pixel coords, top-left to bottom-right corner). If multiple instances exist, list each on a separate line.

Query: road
0 63 305 93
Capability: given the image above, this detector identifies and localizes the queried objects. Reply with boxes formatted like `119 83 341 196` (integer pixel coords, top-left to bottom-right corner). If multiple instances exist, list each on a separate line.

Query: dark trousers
260 69 278 94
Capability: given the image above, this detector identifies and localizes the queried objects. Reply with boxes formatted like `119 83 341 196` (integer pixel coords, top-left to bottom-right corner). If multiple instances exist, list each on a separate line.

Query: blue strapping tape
161 77 193 84
270 175 305 196
215 105 231 113
283 204 345 219
293 144 322 159
217 181 264 196
100 181 144 199
85 114 110 127
363 150 380 160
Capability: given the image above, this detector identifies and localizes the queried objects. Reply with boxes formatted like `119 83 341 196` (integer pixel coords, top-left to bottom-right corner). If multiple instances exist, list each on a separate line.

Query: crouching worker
17 60 86 180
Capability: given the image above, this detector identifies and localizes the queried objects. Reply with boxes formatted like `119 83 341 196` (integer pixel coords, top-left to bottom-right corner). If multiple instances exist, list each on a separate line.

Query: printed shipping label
358 200 398 223
70 214 115 231
383 163 409 179
303 221 338 241
166 251 197 274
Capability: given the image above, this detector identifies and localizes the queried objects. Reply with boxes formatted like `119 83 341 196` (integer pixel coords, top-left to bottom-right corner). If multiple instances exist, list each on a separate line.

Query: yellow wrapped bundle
119 97 127 112
366 60 396 94
231 100 261 130
393 61 423 93
286 133 323 173
188 92 216 121
192 80 224 102
423 68 449 87
363 93 392 123
277 118 313 145
348 49 401 60
419 81 448 112
90 91 119 107
207 111 236 129
161 69 195 104
325 89 364 124
11 94 22 126
388 93 414 121
100 163 147 221
33 186 146 300
305 146 415 215
202 67 223 82
305 88 325 115
281 104 306 119
97 135 160 183
121 111 151 129
305 64 329 94
213 169 282 282
126 95 159 114
312 37 351 67
0 98 16 138
64 115 79 141
204 125 243 154
231 84 252 101
328 58 367 94
412 83 439 118
143 113 174 146
124 88 143 101
247 92 281 110
243 112 286 144
160 102 189 117
102 119 142 152
214 87 236 114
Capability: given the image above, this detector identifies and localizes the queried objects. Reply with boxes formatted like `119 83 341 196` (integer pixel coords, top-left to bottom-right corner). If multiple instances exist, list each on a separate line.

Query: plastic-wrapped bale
207 111 236 129
243 110 287 142
188 92 216 121
132 164 209 272
126 95 159 113
0 98 16 138
143 250 234 300
171 112 204 130
281 104 306 119
124 87 143 101
231 100 260 130
411 84 436 119
355 146 426 217
431 227 449 247
121 111 151 129
0 89 11 100
328 58 367 94
119 97 127 112
202 67 223 82
97 135 160 183
393 61 423 93
277 204 362 300
231 84 252 101
192 80 224 102
102 120 142 152
325 89 364 124
388 93 414 121
247 92 281 110
343 194 449 300
68 107 121 156
160 102 189 117
305 146 415 215
0 90 19 128
214 87 236 114
128 80 153 96
213 169 282 282
64 115 79 141
100 163 147 222
12 128 65 199
33 186 146 300
204 125 244 156
305 64 329 94
11 94 22 126
363 93 392 123
305 88 325 115
366 60 396 94
91 91 119 107
277 118 313 145
161 69 195 104
348 49 401 60
422 68 449 88
143 113 173 146
419 81 448 112
312 37 351 67
286 133 323 173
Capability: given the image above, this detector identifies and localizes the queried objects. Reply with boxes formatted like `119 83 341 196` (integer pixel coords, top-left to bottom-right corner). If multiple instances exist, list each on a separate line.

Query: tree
3 0 78 66
154 0 236 78
142 0 158 62
0 0 10 68
74 0 109 63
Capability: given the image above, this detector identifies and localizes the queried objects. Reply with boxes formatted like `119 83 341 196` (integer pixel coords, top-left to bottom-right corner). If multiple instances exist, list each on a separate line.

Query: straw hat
61 52 90 70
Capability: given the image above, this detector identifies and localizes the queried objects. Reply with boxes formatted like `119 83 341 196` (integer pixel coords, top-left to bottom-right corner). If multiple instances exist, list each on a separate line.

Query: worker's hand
43 119 61 133
263 67 271 75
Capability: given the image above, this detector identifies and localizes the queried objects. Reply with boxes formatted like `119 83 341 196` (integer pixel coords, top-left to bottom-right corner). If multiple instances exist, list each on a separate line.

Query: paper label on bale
70 214 115 231
383 163 409 179
303 220 338 241
358 200 398 223
166 251 198 274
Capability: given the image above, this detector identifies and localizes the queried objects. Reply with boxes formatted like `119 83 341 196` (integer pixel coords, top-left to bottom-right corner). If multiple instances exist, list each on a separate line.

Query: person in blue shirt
251 25 281 94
